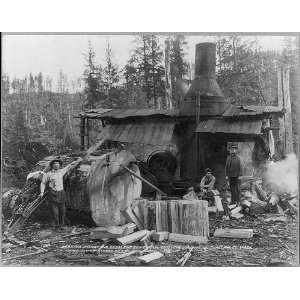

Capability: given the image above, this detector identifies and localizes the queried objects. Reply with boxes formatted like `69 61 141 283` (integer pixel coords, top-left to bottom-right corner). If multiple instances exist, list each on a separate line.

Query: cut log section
134 199 209 236
116 229 149 245
87 150 142 226
213 228 253 239
179 200 209 237
169 233 208 244
138 251 164 263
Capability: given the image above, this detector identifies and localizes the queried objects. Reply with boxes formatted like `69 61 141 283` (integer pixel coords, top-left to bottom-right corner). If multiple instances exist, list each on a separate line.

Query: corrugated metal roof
222 105 283 117
98 122 175 146
78 108 181 119
196 119 262 135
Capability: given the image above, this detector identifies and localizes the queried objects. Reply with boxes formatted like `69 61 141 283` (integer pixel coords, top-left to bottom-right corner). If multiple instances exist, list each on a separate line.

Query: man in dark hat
225 143 243 205
40 158 81 229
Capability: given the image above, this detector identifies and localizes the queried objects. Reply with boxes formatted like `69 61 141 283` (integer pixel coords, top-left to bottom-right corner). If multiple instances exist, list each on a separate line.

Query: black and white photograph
1 32 299 268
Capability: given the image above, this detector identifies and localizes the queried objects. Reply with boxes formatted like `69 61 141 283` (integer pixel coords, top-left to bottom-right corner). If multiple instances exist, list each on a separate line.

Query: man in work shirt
40 158 81 228
200 168 216 193
225 144 243 205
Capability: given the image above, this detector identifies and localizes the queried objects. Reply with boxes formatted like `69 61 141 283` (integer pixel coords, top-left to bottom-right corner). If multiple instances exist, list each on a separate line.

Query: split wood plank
214 196 224 212
132 205 144 229
121 207 143 230
116 230 149 245
108 250 138 262
155 201 168 232
231 213 244 219
169 233 208 244
151 231 169 242
138 251 164 263
90 223 136 240
208 206 217 213
213 228 253 239
169 201 181 233
146 201 157 230
230 206 242 215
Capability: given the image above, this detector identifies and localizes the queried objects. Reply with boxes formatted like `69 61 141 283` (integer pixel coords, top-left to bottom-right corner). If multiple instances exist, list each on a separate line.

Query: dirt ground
1 214 298 267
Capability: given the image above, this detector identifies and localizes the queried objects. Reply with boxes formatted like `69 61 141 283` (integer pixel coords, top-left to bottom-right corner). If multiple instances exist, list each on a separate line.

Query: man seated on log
200 168 216 193
40 158 81 230
198 168 216 204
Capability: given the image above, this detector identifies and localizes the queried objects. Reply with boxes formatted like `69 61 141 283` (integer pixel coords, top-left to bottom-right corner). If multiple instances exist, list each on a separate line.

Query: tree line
2 35 299 187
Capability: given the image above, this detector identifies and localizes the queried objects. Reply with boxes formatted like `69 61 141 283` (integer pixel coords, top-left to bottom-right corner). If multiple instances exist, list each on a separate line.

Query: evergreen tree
129 35 165 108
102 41 120 106
215 36 279 105
37 72 44 94
83 41 103 109
1 74 10 95
169 34 189 107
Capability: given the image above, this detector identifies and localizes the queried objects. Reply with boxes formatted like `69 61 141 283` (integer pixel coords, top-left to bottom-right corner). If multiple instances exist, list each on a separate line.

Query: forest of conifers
2 35 299 187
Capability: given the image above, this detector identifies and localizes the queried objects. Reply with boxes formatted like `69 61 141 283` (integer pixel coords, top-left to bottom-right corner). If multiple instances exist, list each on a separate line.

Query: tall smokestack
186 42 224 99
180 42 228 116
195 42 217 79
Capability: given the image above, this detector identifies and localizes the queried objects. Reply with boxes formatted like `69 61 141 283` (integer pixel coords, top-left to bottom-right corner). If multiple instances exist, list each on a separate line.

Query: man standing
40 158 81 229
225 144 243 205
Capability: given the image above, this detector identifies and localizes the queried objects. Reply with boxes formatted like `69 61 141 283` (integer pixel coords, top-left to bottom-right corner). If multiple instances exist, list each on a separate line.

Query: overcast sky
2 34 289 85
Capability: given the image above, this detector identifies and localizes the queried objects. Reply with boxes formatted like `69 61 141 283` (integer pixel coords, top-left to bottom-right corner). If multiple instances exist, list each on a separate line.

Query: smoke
265 153 298 194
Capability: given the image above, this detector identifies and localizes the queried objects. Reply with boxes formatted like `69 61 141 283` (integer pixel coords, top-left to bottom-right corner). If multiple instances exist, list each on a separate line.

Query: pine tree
169 35 189 108
83 41 103 109
103 41 120 106
129 35 165 108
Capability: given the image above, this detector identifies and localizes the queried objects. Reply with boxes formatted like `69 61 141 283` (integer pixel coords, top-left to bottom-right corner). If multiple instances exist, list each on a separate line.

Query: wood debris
176 247 194 266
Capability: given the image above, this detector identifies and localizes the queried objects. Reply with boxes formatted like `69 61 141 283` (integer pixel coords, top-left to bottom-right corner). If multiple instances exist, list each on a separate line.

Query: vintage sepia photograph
1 33 299 267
